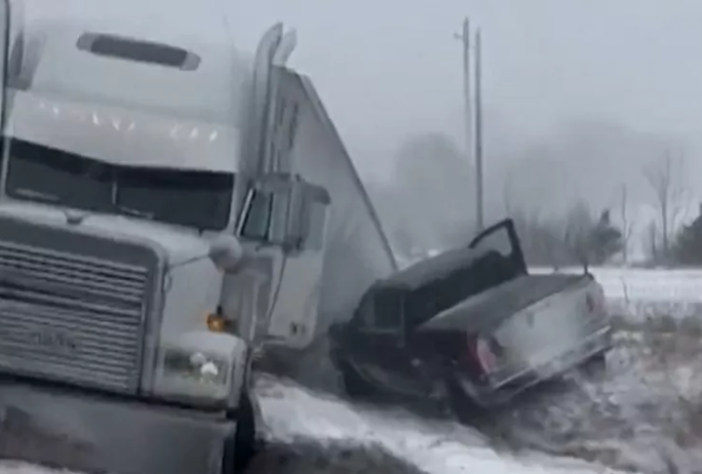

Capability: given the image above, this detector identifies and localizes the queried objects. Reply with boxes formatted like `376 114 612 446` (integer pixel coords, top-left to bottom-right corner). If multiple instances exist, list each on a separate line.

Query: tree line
370 130 702 268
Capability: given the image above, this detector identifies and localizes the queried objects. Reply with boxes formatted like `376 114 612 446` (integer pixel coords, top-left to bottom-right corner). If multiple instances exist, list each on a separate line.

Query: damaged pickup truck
329 219 613 420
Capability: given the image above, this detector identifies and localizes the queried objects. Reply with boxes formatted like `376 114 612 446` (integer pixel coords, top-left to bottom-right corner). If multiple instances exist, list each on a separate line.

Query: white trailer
0 3 396 474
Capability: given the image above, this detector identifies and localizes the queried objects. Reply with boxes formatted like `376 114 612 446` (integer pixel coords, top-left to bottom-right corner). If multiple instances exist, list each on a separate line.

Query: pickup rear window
404 251 518 327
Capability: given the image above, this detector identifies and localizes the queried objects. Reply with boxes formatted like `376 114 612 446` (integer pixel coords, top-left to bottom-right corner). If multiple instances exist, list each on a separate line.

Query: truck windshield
5 139 234 231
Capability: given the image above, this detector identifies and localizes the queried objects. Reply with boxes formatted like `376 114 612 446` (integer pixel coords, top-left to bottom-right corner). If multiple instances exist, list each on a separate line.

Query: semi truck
0 3 397 474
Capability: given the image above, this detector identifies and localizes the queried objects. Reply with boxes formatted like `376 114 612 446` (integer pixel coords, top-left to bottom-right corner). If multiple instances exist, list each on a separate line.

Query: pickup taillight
467 335 502 374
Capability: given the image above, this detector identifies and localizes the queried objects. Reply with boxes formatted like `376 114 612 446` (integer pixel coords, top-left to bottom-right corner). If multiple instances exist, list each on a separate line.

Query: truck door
265 183 330 349
236 177 331 350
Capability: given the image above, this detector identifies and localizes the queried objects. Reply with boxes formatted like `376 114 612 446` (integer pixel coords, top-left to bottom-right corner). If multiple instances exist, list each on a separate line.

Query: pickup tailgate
418 274 610 389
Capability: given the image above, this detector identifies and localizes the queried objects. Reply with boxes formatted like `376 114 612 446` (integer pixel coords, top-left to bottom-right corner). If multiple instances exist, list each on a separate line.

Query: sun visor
6 91 240 173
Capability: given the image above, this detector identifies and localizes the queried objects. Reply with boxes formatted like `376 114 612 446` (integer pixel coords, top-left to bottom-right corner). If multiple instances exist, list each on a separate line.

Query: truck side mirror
238 173 330 253
285 180 330 254
267 186 293 247
238 173 297 246
262 175 306 252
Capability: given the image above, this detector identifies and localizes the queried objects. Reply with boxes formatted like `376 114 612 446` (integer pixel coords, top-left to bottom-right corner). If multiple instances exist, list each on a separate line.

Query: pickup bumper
461 324 613 408
0 376 236 474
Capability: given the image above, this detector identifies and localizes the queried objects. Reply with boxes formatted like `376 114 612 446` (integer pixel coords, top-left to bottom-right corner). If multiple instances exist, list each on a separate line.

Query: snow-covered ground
251 329 702 474
253 375 625 474
532 267 702 305
250 266 702 474
533 266 702 322
3 267 702 474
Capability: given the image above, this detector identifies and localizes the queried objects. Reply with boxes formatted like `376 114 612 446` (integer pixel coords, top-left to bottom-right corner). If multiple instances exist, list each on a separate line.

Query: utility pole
455 18 473 207
474 28 484 231
455 18 485 232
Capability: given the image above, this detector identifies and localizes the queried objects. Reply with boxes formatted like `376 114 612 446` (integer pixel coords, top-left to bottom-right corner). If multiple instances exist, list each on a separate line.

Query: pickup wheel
444 376 482 425
581 351 607 377
338 359 375 400
222 392 258 474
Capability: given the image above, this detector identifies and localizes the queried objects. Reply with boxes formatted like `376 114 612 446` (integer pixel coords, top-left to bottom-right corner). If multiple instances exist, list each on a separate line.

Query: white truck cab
0 3 335 474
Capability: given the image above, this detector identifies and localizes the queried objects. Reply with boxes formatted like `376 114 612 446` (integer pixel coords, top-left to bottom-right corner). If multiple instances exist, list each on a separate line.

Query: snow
532 267 702 304
252 266 702 474
488 330 702 474
1 266 701 474
533 266 702 321
257 375 623 474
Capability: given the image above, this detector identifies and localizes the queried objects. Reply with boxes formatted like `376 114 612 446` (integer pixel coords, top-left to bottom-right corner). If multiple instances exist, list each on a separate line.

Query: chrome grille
0 226 157 393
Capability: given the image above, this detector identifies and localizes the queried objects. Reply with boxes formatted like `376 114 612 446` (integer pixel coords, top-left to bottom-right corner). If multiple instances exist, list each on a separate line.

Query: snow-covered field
250 267 702 474
534 267 702 323
3 267 702 474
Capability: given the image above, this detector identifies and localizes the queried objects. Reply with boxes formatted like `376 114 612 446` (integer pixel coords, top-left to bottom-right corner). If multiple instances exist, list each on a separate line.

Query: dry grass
615 318 702 473
492 316 702 474
610 313 702 337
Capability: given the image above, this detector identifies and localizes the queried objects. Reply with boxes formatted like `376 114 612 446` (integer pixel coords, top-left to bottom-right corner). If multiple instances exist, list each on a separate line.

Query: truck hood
0 201 218 265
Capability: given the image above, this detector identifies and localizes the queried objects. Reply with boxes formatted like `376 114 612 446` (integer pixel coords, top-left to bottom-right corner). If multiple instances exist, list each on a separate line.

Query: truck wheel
338 360 375 400
222 392 257 474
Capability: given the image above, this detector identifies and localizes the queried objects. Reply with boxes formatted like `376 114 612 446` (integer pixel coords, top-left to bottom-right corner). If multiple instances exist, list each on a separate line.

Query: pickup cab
329 219 612 420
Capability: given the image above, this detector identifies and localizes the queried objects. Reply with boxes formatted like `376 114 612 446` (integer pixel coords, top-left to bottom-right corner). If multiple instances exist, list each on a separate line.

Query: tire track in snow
485 330 702 473
254 375 621 474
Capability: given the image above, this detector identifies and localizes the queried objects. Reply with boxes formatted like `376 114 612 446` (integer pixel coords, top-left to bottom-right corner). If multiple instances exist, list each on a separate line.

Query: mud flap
0 406 102 472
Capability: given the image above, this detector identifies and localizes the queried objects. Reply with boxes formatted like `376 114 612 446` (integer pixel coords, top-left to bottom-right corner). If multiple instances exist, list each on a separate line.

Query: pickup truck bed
418 274 590 334
417 273 611 404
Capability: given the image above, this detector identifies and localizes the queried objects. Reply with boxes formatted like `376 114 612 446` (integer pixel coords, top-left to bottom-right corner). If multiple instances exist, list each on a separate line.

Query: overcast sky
29 0 702 182
232 0 702 180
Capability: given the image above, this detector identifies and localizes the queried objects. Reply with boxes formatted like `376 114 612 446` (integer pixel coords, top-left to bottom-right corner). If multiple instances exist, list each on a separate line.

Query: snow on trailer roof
375 246 489 292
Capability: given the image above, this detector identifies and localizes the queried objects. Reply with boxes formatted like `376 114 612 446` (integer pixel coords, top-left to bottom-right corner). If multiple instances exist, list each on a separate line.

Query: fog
27 0 702 258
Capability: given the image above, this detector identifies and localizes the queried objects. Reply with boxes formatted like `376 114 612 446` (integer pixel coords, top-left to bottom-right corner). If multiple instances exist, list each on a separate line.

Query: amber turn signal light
206 313 230 333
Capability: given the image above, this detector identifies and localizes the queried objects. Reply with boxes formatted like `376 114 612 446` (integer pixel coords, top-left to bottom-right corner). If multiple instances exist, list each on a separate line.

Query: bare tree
643 220 661 265
563 201 595 272
619 184 635 265
394 132 473 250
642 150 687 264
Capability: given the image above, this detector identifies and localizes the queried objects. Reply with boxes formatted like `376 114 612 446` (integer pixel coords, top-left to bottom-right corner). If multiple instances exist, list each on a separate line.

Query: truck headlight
151 331 246 407
162 348 229 386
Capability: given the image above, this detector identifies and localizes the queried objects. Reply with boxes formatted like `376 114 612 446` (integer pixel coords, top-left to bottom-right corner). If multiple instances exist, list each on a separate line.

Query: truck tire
222 392 257 474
